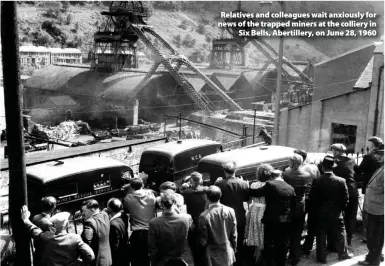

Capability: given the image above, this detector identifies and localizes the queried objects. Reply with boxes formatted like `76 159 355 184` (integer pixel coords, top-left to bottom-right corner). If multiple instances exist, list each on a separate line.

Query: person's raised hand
21 205 30 223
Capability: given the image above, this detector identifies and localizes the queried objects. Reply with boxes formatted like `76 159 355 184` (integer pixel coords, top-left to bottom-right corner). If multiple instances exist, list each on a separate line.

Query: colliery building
22 62 312 128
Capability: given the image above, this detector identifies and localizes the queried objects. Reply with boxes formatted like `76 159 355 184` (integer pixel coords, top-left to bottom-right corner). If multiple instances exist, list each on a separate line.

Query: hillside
16 1 384 68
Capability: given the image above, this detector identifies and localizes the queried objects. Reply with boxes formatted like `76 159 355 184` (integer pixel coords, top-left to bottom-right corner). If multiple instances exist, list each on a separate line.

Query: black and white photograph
0 1 384 265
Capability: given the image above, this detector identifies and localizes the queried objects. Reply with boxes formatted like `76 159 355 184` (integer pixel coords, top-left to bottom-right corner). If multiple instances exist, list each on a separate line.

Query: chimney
133 98 139 125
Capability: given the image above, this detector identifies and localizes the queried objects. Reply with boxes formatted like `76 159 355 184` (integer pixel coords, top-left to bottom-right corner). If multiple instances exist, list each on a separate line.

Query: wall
278 104 312 150
318 89 370 153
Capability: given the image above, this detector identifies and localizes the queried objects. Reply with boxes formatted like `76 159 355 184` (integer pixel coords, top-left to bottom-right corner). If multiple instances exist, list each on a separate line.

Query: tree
182 34 196 48
172 34 181 48
196 24 206 35
178 20 189 30
45 1 62 18
66 13 73 25
205 35 212 43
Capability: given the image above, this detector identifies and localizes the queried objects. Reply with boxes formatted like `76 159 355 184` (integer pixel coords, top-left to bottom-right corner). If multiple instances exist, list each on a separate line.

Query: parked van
197 145 295 184
139 139 222 188
26 157 134 215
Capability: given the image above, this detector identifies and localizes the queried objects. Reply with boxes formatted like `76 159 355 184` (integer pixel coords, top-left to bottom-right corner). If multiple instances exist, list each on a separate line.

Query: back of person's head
190 172 203 183
257 164 274 182
159 181 177 192
107 198 122 213
223 161 236 176
41 196 57 214
294 149 307 162
206 185 222 203
161 190 176 209
130 177 143 190
290 154 304 169
51 212 70 232
82 199 99 210
271 169 282 179
368 136 384 149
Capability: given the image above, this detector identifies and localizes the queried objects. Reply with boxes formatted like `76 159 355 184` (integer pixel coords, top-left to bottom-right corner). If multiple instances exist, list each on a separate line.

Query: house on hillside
278 41 384 154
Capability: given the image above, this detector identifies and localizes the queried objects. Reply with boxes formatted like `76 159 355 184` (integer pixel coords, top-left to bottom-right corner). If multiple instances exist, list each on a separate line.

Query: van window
174 146 220 172
93 173 111 191
198 162 226 183
140 153 171 173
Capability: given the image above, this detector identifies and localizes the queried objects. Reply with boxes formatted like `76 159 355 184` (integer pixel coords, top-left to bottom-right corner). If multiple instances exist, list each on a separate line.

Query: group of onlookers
20 136 384 266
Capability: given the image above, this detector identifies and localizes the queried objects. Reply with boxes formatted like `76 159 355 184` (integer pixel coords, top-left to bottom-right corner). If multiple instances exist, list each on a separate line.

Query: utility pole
1 2 31 265
252 108 257 144
273 1 285 145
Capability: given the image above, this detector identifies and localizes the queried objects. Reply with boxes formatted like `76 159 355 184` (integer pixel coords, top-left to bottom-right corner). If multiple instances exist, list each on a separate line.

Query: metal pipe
25 135 72 147
1 2 32 264
253 108 257 144
273 1 285 145
373 65 383 136
179 112 182 140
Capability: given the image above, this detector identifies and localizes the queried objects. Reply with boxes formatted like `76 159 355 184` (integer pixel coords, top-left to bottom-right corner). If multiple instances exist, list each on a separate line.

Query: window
331 123 357 154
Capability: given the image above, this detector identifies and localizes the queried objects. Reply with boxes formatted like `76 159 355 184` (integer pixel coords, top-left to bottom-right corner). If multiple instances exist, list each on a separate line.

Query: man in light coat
198 185 237 266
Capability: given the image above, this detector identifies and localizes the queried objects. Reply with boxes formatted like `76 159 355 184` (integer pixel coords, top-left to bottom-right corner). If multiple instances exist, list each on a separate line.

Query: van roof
27 157 129 184
142 139 221 157
199 145 295 168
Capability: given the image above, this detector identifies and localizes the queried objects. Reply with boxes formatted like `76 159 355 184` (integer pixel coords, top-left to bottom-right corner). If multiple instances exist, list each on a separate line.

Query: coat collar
109 212 122 222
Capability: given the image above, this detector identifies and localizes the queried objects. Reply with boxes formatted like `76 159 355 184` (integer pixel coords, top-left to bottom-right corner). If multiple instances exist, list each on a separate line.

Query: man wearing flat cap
215 161 249 266
21 205 95 266
356 137 384 243
331 143 359 246
308 155 352 263
359 145 384 266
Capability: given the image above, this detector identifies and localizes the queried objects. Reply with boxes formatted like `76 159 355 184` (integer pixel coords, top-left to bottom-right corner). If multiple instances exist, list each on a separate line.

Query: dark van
26 157 133 215
139 139 222 188
197 145 295 184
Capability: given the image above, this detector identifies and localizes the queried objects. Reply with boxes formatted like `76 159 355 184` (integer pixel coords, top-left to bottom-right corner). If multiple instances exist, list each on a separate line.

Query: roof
20 46 50 53
98 73 147 100
184 76 206 92
211 74 238 91
199 145 295 169
27 157 129 184
315 43 375 67
49 48 82 54
49 95 78 106
313 43 376 101
24 65 147 99
142 139 221 157
374 42 384 54
354 57 373 89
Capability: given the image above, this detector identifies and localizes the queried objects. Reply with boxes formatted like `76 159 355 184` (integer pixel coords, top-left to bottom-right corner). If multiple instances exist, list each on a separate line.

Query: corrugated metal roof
354 57 373 89
185 77 205 92
25 65 146 100
211 74 238 91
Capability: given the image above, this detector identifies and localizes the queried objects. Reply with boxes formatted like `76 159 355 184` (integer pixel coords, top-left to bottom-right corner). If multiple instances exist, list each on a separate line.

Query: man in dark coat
331 143 359 246
107 198 129 266
148 190 192 266
22 206 95 266
215 161 249 266
358 146 384 266
81 199 112 266
181 172 208 266
355 137 383 243
283 154 312 265
309 155 353 263
249 169 296 266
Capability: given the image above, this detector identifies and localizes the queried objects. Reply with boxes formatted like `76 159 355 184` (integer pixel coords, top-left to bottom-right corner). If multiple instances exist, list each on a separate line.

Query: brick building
278 42 384 154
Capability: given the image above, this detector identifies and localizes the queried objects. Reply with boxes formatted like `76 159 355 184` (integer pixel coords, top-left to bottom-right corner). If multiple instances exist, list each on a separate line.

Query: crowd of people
20 136 384 266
